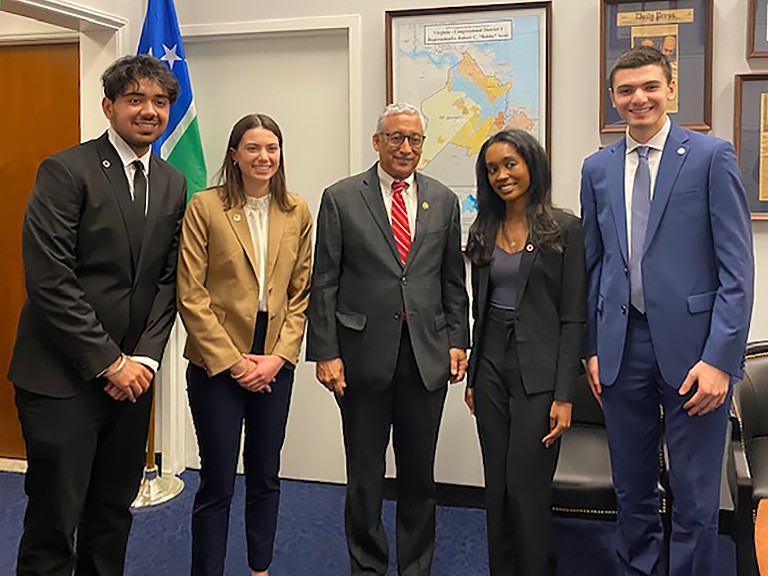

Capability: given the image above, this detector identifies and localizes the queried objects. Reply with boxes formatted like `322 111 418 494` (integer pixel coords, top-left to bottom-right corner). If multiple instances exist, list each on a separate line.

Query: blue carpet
0 470 736 575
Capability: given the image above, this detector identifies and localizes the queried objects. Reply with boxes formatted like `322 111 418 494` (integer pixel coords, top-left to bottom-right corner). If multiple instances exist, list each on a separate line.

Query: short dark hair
101 55 180 104
217 113 293 212
609 46 672 88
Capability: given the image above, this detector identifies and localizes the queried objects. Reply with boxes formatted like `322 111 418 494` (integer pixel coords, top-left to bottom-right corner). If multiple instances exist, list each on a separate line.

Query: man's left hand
449 348 467 383
679 360 729 416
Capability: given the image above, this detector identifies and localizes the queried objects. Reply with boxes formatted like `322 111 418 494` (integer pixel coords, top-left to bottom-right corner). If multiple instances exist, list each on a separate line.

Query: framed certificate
386 2 551 245
734 73 768 219
600 0 712 133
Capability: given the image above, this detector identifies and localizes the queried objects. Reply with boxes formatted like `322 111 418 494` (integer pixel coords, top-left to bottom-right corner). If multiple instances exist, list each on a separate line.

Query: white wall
3 0 766 487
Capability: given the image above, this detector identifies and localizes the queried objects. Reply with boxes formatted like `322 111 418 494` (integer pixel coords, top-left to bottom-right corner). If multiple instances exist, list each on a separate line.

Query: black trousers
339 324 447 576
187 312 293 575
473 307 559 576
14 381 152 576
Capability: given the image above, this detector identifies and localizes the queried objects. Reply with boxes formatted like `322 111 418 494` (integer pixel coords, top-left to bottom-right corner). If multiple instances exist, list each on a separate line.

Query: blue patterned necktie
630 146 650 314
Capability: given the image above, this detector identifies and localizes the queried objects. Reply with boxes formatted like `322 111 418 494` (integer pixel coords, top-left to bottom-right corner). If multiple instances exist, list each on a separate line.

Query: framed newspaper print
734 73 768 219
386 2 551 246
600 0 713 133
748 0 768 58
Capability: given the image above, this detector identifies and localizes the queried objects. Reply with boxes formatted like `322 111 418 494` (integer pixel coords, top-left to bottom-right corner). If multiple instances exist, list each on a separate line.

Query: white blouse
243 194 271 312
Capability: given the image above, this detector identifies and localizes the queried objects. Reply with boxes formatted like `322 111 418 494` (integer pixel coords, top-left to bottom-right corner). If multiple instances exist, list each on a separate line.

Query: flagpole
132 387 184 508
132 0 207 507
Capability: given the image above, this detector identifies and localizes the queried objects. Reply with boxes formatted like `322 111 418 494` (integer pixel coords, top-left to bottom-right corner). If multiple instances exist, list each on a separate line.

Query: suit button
394 312 401 320
401 276 407 285
621 305 627 314
623 266 628 275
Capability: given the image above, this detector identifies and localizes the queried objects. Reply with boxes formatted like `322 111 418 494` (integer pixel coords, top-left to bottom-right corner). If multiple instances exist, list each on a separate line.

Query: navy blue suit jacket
580 122 754 388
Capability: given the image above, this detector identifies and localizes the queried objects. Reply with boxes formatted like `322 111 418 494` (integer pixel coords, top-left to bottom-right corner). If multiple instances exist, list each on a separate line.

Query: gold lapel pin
421 201 429 210
102 159 111 168
233 214 242 222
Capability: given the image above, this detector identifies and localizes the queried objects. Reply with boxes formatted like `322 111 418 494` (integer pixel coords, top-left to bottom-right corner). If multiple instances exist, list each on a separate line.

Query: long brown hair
217 113 293 211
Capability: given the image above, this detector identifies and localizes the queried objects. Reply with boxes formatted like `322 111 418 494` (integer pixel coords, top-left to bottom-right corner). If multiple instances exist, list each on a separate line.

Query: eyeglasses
381 132 426 149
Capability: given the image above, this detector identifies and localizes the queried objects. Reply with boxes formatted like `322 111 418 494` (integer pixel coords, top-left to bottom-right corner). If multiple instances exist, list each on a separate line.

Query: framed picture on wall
600 0 713 133
386 2 551 246
748 0 768 58
734 73 768 220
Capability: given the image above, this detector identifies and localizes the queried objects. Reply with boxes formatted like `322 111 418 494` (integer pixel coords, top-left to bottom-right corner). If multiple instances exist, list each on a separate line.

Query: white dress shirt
378 165 417 239
108 127 151 215
244 194 271 312
624 116 671 259
101 128 157 375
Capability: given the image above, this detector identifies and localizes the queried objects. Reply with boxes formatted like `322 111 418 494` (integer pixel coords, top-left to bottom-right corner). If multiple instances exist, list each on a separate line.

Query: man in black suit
307 103 469 576
8 55 186 576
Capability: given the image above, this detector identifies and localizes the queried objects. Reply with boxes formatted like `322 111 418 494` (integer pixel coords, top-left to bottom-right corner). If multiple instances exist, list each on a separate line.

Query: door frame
0 0 127 140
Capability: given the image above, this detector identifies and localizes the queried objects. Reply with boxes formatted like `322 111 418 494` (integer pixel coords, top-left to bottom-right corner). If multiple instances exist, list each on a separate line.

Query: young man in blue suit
580 46 754 576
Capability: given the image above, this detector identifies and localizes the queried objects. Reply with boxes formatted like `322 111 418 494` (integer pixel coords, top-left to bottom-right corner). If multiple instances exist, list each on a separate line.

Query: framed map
386 3 551 245
600 0 712 133
734 73 768 219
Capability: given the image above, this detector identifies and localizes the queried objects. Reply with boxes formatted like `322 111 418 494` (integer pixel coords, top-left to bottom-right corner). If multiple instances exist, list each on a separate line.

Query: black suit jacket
8 133 186 398
306 164 469 391
467 210 586 401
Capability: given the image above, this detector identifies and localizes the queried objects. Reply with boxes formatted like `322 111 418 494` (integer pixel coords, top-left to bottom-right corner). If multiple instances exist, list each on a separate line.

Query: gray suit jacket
307 164 469 391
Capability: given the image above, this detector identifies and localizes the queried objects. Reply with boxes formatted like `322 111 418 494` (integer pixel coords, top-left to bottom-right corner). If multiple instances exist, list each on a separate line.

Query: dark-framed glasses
382 132 426 149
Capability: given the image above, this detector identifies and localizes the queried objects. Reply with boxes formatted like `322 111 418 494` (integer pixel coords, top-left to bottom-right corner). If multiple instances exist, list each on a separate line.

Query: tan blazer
177 188 312 376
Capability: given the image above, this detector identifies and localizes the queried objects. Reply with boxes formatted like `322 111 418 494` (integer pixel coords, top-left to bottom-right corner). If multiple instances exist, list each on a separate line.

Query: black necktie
129 160 146 265
132 160 147 219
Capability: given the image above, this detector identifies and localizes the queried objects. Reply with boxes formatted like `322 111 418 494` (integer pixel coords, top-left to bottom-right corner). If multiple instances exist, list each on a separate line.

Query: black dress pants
187 312 293 575
473 307 559 576
14 382 152 576
339 324 447 576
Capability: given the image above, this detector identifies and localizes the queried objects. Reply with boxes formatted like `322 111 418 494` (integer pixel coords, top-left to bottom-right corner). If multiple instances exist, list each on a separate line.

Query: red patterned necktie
391 180 411 265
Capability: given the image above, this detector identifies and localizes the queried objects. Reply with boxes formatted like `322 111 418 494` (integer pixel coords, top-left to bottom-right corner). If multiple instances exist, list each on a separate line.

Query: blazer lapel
645 123 690 252
359 166 401 265
227 206 258 276
607 139 629 266
515 241 538 309
405 173 434 270
265 199 286 282
96 133 141 271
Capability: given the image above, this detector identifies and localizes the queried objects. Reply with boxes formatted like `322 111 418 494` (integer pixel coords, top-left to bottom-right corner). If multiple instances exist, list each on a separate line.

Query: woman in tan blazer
177 113 312 576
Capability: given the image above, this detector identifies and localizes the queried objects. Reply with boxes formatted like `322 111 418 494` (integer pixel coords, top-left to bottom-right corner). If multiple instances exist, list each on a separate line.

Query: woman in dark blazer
177 113 312 576
465 129 586 576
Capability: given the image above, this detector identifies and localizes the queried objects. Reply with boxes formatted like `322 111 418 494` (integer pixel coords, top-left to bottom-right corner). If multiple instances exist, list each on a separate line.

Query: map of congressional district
392 11 545 242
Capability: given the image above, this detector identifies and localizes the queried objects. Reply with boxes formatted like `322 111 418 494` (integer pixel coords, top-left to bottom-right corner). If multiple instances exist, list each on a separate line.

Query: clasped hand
231 354 285 393
103 357 153 402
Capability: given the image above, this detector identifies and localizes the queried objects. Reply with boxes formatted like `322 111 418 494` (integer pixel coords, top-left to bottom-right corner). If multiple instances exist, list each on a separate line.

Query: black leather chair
730 340 768 575
551 372 668 520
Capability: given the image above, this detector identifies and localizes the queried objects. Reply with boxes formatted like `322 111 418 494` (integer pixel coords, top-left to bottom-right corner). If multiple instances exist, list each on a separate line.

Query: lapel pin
526 243 534 252
421 201 429 210
677 147 686 155
102 159 111 168
233 214 242 222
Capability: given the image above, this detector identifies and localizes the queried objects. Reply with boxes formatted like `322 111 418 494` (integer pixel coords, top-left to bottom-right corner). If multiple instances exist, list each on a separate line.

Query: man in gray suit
307 103 469 576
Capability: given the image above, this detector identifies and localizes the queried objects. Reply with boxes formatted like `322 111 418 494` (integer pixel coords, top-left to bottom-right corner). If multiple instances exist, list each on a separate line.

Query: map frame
385 2 552 246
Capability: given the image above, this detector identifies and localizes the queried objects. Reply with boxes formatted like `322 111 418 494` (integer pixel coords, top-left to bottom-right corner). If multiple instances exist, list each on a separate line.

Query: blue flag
138 0 207 199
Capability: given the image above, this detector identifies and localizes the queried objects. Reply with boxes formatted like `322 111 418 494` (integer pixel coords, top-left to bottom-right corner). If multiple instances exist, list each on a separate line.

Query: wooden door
0 42 80 458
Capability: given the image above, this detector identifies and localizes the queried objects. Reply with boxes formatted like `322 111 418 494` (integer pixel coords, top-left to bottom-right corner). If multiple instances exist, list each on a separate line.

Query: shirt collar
107 127 151 175
625 116 671 155
377 164 415 195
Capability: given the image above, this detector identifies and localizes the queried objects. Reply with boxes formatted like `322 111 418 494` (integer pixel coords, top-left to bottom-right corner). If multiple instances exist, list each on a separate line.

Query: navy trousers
601 307 730 576
187 313 293 575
